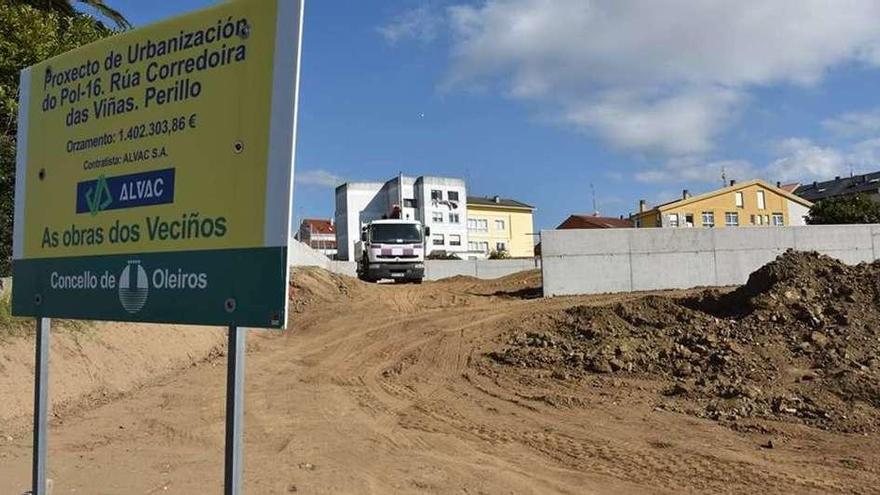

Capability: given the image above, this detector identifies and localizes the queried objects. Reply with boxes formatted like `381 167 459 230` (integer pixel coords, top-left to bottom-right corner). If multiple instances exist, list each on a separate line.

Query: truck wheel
412 279 423 285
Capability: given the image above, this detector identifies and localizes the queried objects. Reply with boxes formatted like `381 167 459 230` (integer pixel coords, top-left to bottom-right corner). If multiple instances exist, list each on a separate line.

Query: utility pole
590 183 598 216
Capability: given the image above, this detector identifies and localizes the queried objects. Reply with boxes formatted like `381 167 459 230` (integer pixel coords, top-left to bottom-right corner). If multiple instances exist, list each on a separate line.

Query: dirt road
1 267 878 494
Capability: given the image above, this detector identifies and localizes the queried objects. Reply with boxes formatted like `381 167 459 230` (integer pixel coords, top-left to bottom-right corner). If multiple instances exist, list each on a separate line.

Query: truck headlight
369 264 380 269
414 263 424 268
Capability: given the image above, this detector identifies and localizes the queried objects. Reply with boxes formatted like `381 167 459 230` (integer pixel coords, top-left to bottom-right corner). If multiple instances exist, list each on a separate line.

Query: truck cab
355 219 428 283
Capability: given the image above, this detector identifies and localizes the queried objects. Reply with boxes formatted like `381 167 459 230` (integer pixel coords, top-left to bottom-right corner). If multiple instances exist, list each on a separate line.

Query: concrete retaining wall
542 225 880 297
425 258 540 281
289 238 539 281
289 239 333 269
329 261 358 278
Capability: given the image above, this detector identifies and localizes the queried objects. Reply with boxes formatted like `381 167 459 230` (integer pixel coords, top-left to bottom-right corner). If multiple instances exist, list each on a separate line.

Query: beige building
632 180 813 228
466 196 536 258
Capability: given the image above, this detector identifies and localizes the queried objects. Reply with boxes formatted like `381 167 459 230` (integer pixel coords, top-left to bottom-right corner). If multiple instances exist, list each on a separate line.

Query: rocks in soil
487 250 880 433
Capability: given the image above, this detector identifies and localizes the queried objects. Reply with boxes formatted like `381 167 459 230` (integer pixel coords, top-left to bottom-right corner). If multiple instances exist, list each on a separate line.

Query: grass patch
0 284 94 342
0 291 30 340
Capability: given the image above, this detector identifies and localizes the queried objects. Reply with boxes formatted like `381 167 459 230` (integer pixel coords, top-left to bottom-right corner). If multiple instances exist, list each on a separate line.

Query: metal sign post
32 318 50 495
28 321 251 494
224 327 246 495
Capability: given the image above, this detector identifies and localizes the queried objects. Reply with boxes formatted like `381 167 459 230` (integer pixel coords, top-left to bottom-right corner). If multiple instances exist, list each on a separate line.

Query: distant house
534 214 632 256
793 171 880 203
557 214 633 229
778 182 800 194
631 179 813 228
295 218 337 258
467 195 535 258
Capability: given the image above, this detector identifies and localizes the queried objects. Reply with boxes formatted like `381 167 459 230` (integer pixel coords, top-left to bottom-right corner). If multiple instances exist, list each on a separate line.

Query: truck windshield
370 224 422 244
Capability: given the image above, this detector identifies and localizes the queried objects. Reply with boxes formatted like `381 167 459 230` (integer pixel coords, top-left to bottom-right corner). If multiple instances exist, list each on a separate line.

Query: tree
806 194 880 225
0 3 114 275
488 249 510 260
426 251 461 260
15 0 130 29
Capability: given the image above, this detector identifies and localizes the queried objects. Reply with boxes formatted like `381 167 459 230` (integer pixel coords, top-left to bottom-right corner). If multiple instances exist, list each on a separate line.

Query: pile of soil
290 267 361 313
487 251 880 432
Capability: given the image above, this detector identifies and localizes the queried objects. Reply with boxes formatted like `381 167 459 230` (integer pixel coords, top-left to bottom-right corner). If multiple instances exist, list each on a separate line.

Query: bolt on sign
13 0 304 328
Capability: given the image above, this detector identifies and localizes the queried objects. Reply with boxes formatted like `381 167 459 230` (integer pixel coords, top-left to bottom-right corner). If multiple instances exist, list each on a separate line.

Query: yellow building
467 196 536 257
631 180 813 228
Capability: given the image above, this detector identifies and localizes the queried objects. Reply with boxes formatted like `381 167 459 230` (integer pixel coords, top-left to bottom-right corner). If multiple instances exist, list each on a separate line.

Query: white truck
355 219 429 283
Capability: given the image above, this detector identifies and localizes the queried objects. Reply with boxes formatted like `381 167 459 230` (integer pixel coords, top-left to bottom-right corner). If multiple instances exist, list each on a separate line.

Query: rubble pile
488 251 880 432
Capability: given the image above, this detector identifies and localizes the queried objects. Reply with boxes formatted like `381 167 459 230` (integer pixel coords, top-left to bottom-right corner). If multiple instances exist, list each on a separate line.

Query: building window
468 218 488 231
757 190 766 210
495 219 506 230
403 198 416 208
668 213 679 228
735 191 744 208
725 212 739 226
469 241 489 252
432 212 443 223
702 211 715 228
772 213 784 226
448 191 460 202
449 213 460 224
433 234 445 245
431 189 442 201
450 234 461 246
684 213 694 227
496 242 507 252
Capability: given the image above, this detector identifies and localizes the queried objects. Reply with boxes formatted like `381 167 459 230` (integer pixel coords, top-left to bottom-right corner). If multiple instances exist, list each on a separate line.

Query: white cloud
296 169 344 188
635 138 851 186
848 137 880 167
635 158 757 185
765 138 847 181
822 108 880 138
566 88 742 155
446 0 880 155
379 4 441 45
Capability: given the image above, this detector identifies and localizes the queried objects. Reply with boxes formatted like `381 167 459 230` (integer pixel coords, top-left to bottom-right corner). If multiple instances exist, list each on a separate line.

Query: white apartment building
335 175 468 261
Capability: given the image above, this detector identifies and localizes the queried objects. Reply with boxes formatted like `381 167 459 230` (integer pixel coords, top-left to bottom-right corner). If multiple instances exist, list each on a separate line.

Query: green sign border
12 247 287 328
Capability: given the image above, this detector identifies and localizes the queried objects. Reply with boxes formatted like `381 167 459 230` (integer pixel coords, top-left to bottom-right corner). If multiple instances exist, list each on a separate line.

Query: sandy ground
1 268 879 494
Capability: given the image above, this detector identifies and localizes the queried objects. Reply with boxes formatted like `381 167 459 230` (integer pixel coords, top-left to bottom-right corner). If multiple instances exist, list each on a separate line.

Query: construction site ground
1 254 879 494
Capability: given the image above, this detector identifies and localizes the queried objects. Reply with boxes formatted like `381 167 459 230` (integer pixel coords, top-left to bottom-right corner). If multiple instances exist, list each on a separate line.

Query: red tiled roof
779 183 800 193
557 214 633 229
302 218 335 234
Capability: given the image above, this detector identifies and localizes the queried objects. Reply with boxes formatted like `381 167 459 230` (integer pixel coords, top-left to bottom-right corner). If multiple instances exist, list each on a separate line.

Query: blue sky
101 1 880 229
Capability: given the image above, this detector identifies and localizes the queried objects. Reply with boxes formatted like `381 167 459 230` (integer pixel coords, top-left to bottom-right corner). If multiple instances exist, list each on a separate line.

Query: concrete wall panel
792 225 872 251
541 229 631 257
631 228 713 254
543 254 632 296
289 239 331 269
713 227 795 252
425 260 476 280
474 259 539 279
714 249 782 286
329 261 357 278
542 225 880 297
630 251 716 291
